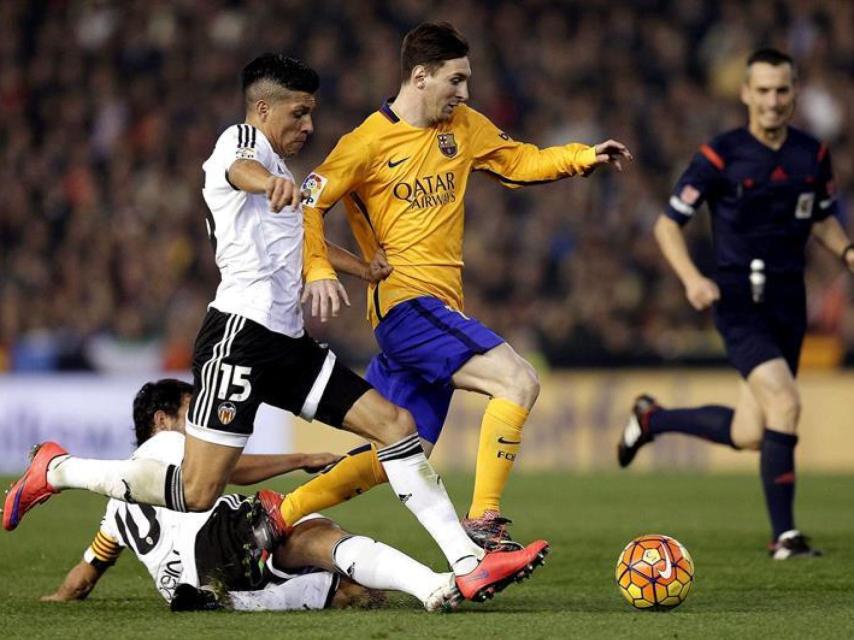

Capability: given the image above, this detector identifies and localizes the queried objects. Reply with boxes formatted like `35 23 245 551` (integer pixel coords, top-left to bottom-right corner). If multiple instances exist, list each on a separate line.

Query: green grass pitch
2 473 852 639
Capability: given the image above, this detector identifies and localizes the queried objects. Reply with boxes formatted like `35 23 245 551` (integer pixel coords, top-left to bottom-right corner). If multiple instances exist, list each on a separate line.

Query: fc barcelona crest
218 402 237 425
437 133 458 158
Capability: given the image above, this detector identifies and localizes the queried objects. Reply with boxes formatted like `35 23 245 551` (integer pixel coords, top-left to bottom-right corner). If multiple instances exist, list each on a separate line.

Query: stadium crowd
1 0 852 372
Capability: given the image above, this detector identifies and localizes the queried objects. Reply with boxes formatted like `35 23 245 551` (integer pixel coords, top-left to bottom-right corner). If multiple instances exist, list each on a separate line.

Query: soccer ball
615 534 694 610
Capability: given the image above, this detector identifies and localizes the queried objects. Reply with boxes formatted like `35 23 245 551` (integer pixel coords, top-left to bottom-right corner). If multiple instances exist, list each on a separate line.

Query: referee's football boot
617 394 659 468
769 530 823 560
3 441 67 531
462 510 523 551
455 539 550 602
253 490 293 549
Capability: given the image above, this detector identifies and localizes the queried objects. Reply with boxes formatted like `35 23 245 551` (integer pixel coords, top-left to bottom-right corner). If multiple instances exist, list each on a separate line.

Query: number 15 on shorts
217 364 252 402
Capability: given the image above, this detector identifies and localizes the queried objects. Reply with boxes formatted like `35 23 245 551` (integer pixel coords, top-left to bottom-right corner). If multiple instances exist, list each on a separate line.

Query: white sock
47 455 172 507
332 535 449 603
376 435 484 575
227 573 334 611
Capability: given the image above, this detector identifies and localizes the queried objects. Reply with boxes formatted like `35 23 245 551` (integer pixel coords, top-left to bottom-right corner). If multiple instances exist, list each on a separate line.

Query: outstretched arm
654 214 720 310
41 561 106 602
469 107 632 185
229 452 341 486
228 159 300 212
811 216 854 272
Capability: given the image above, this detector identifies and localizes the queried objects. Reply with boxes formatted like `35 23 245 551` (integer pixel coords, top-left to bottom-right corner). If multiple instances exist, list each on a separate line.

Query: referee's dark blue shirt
665 126 838 275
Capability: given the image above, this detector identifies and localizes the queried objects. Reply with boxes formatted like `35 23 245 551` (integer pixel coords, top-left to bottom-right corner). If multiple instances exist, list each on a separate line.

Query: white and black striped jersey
202 123 305 337
83 432 232 602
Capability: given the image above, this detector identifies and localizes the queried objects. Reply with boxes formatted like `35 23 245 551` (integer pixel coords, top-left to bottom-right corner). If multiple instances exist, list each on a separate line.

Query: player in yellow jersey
289 22 632 549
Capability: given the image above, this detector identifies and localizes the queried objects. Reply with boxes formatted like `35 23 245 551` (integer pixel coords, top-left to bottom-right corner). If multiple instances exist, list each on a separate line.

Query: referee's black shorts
713 272 806 379
186 308 372 447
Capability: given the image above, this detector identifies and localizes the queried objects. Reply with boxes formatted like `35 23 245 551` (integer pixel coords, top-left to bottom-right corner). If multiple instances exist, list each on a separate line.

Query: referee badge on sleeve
218 402 237 425
795 192 814 219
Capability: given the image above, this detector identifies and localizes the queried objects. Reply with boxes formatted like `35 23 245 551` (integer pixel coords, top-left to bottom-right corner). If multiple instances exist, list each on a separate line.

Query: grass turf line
1 473 852 640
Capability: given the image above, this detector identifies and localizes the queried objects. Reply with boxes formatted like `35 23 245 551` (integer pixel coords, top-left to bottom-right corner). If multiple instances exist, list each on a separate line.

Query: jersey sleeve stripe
236 124 257 150
699 144 725 170
817 143 828 162
668 195 695 216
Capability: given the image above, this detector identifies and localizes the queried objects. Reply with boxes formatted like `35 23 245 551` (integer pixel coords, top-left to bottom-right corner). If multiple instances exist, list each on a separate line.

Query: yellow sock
281 445 388 524
469 398 528 518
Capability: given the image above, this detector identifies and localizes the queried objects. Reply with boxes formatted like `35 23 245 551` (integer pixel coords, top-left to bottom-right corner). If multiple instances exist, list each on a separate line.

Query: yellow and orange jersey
302 101 597 327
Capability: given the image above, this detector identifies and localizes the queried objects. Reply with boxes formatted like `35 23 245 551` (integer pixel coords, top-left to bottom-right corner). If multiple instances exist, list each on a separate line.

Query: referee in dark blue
618 49 853 559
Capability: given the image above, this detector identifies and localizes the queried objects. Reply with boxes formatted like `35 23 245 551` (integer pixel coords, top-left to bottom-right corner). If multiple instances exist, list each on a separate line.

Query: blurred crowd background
1 0 852 373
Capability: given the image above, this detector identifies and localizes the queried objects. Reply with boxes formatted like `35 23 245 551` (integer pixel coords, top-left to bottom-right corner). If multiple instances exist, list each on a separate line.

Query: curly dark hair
132 378 194 446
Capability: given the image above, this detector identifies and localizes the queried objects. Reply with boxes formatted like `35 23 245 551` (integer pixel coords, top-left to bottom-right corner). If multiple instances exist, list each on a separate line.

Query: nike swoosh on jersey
497 437 522 445
387 157 409 168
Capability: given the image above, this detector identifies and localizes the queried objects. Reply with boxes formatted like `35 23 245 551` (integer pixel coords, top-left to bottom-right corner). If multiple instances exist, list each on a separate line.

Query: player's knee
733 434 762 451
766 388 801 429
497 357 540 408
375 404 417 447
182 478 222 512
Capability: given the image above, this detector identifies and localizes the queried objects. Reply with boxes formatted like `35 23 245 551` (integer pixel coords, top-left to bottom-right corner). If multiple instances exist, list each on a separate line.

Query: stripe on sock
165 465 187 512
376 434 422 462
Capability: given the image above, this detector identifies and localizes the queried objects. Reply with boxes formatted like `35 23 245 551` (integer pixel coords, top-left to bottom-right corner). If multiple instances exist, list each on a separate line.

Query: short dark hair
747 48 794 69
241 54 319 98
400 22 469 82
132 378 193 446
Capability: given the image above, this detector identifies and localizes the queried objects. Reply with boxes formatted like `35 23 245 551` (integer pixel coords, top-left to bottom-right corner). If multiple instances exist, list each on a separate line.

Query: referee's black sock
760 428 797 539
649 405 736 448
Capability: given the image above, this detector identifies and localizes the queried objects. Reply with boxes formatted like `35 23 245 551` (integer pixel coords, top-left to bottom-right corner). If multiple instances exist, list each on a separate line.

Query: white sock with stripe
332 535 450 603
46 455 181 508
376 435 484 576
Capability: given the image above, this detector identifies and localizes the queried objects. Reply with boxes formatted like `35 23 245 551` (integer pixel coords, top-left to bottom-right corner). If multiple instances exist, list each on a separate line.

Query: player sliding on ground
42 379 463 613
618 49 853 559
4 53 547 602
287 22 632 550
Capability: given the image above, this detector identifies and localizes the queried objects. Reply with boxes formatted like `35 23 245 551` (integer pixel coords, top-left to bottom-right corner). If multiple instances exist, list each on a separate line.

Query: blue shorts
713 273 806 379
365 297 504 443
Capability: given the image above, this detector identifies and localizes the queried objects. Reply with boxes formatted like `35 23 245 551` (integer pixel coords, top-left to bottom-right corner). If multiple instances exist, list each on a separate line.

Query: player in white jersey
41 379 463 612
5 54 548 603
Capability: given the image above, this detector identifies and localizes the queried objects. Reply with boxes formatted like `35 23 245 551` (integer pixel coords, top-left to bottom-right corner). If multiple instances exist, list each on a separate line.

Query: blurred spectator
1 0 851 372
